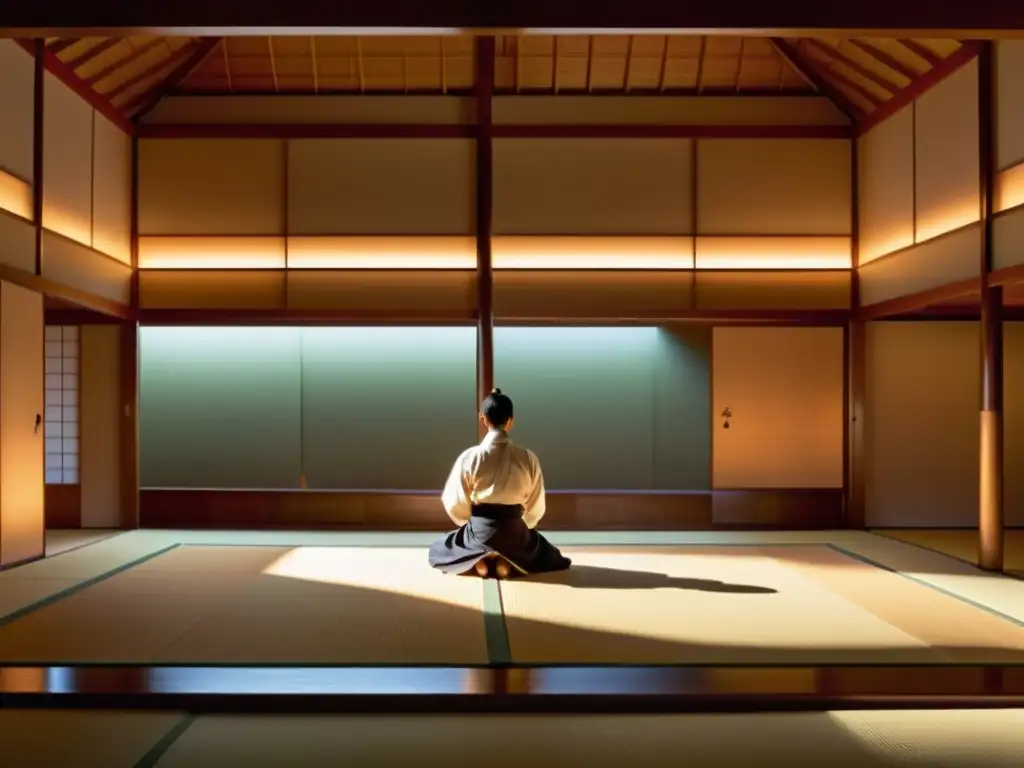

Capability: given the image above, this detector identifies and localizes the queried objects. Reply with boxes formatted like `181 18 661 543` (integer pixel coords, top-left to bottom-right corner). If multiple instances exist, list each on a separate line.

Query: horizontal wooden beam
990 262 1024 287
0 262 133 319
857 278 981 321
3 1 1024 35
137 122 851 140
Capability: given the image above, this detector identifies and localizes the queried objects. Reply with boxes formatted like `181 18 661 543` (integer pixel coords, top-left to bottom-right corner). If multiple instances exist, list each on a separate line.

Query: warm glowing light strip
491 236 695 269
138 236 287 269
914 204 981 244
287 236 476 269
0 169 33 221
995 161 1024 214
694 236 852 270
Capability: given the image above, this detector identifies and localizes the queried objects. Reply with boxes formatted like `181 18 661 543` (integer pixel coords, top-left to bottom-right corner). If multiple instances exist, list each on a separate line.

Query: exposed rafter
130 37 222 120
769 38 861 122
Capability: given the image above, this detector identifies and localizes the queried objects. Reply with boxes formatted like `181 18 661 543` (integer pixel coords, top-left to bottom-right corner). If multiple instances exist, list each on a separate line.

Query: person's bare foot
474 559 491 578
494 559 512 580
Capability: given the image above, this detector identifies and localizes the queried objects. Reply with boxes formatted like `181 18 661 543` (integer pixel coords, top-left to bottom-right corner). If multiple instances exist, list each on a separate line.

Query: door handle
721 407 732 429
34 413 42 434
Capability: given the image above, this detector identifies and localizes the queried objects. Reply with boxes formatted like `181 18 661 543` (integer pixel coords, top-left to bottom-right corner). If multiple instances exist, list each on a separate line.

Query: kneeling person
428 388 571 579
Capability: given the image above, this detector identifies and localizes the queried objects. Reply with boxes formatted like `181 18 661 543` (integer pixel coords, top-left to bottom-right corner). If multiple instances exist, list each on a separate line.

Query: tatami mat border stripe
482 580 512 665
45 531 129 558
132 714 197 768
0 544 182 627
826 543 1024 630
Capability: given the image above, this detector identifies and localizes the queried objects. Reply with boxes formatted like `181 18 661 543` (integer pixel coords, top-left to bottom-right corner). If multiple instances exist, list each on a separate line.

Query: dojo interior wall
138 325 712 491
865 321 1024 528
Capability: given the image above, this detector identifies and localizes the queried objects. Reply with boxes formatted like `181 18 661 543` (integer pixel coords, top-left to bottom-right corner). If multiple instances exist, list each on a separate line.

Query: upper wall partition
0 40 36 273
857 59 982 307
993 42 1024 274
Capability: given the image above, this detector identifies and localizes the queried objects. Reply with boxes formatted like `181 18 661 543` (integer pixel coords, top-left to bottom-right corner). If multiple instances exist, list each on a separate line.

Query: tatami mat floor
4 708 1024 767
0 529 1022 666
874 529 1024 577
44 530 122 557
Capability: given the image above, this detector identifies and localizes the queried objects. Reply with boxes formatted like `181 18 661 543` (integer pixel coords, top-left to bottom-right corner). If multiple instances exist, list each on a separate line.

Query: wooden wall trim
846 136 865 528
138 488 844 531
857 277 981 321
475 36 495 431
0 262 132 319
45 484 81 528
32 38 43 277
136 123 852 140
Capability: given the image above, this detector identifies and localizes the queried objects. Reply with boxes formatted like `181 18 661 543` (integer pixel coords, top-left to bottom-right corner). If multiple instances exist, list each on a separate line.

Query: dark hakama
428 503 572 575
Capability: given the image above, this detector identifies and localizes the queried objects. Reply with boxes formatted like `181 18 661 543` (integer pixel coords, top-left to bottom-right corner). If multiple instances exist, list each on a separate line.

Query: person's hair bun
491 388 502 395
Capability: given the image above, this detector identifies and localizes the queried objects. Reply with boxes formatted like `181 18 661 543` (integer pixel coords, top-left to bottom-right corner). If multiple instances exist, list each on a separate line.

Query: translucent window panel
139 326 303 488
492 326 711 490
299 327 477 490
44 325 79 485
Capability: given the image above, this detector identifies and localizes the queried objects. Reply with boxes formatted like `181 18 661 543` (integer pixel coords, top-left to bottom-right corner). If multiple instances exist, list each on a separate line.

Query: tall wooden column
845 137 866 528
475 36 495 437
119 135 140 529
978 42 1004 571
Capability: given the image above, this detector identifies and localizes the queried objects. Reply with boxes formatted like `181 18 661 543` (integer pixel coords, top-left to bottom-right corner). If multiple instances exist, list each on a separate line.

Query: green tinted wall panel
653 326 712 490
493 326 711 490
300 327 477 489
139 326 303 488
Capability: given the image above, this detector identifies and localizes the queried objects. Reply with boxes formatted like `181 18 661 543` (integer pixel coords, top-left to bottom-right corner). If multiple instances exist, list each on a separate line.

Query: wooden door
0 281 45 566
712 326 844 489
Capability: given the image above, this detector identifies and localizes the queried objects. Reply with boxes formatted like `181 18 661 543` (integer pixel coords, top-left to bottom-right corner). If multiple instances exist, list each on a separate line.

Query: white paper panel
91 116 132 264
696 139 851 235
493 139 693 235
43 73 94 247
42 231 132 305
858 224 981 306
858 108 915 263
993 206 1024 271
914 61 981 242
997 42 1024 170
0 40 35 184
139 139 285 235
287 139 474 235
0 210 35 273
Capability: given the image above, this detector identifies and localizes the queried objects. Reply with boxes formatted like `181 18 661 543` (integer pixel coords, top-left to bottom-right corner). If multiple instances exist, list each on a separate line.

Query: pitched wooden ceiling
41 34 969 123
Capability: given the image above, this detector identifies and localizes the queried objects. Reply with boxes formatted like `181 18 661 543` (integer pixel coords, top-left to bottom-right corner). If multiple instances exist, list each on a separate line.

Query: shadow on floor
524 565 778 594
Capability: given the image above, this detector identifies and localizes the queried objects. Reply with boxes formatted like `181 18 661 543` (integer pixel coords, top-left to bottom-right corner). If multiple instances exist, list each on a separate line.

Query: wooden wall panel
858 224 981 306
1006 323 1024 527
287 270 475 313
494 271 693 319
91 116 132 264
287 139 474 235
0 282 44 567
695 271 851 310
712 326 845 489
996 42 1024 171
492 139 693 235
42 232 132 305
492 96 850 126
42 74 94 247
0 210 36 273
858 108 915 264
138 139 285 235
914 61 980 242
696 139 851 235
139 270 287 309
80 325 121 528
138 236 288 269
0 40 35 186
994 207 1024 271
143 95 475 125
865 322 979 527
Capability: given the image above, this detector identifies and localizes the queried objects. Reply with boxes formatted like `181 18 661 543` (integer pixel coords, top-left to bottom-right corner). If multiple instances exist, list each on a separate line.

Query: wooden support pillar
119 136 140 529
475 36 495 437
845 134 866 528
978 42 1003 571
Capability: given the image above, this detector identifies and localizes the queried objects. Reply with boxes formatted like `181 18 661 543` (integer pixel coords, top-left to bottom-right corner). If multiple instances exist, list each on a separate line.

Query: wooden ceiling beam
65 37 121 70
846 39 917 80
86 38 163 86
769 37 862 122
130 37 222 120
47 39 79 55
106 42 193 101
803 39 900 92
5 1 1024 35
898 38 943 66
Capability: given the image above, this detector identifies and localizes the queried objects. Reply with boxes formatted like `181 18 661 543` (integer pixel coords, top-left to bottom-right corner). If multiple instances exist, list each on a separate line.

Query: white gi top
441 429 546 529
